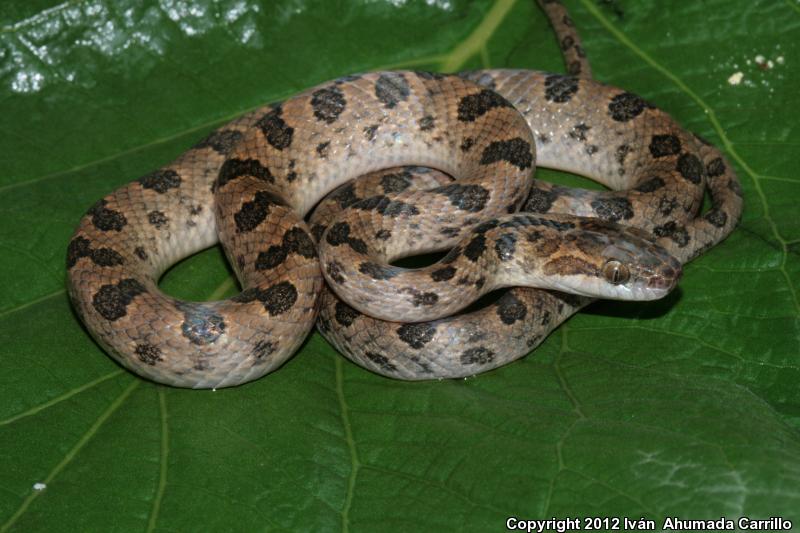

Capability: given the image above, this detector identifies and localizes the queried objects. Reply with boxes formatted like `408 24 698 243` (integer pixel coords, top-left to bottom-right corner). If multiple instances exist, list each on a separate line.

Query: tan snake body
311 68 741 379
66 7 742 388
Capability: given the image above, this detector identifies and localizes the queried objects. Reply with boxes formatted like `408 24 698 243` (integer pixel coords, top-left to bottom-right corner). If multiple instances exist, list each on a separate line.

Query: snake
65 1 743 388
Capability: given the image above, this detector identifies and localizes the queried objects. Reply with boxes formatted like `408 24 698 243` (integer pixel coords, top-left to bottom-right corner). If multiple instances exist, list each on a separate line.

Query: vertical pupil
612 268 620 284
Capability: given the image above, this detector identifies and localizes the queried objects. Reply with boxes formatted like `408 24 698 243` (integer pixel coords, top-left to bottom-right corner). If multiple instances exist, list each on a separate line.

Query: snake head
577 219 681 300
526 215 682 301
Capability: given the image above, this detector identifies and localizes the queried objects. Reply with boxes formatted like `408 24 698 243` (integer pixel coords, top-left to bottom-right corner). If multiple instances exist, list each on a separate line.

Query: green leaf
1 0 799 530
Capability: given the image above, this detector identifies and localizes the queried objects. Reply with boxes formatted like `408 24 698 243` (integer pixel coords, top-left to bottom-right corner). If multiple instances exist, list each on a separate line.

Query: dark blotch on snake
653 221 677 238
658 197 679 216
179 305 226 345
90 247 125 267
233 281 298 315
134 246 148 261
311 86 347 124
334 301 361 326
457 89 512 122
418 115 435 131
635 177 665 193
256 228 315 269
326 222 351 246
135 344 163 365
365 352 397 372
193 130 243 154
431 184 490 212
380 172 413 193
316 141 330 158
495 233 517 261
353 195 420 217
524 187 558 213
255 245 287 270
374 72 410 109
526 335 543 348
88 199 127 232
251 340 276 362
359 262 397 280
92 278 146 321
608 92 652 122
284 227 316 258
569 123 590 141
460 347 495 365
653 222 690 247
677 153 704 184
375 229 392 240
256 105 294 150
411 291 439 306
474 219 499 234
706 157 726 178
67 237 125 269
591 197 634 222
431 266 457 281
311 224 327 243
704 208 728 228
331 183 359 209
139 169 181 194
460 137 475 152
234 190 278 233
496 294 527 325
544 74 579 103
649 134 682 157
363 124 378 141
348 238 368 255
479 137 533 170
464 234 487 262
217 158 275 189
397 323 436 349
148 210 168 229
671 227 691 247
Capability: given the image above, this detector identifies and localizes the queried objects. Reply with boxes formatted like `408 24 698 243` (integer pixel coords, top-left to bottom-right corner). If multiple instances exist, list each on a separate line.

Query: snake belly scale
67 68 742 388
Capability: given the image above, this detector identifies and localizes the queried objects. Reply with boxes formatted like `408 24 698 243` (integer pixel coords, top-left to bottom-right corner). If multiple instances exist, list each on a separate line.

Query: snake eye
602 260 629 285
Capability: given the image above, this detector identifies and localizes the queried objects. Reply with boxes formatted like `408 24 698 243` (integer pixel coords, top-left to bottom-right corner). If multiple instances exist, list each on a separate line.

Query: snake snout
650 256 683 291
637 253 682 299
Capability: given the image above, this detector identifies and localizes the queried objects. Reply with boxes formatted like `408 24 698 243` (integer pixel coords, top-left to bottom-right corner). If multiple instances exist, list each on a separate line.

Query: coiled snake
66 2 742 388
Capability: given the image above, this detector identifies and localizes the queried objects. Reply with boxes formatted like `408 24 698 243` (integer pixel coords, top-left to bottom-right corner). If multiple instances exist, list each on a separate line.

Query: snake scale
66 1 742 388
